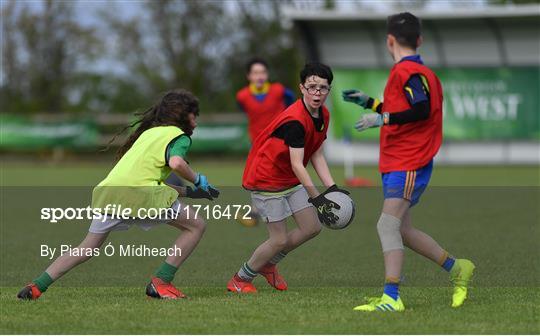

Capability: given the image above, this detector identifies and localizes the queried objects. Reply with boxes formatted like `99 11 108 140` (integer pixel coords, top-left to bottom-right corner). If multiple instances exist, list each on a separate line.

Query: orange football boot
146 277 187 299
259 263 288 291
17 283 42 300
227 274 257 293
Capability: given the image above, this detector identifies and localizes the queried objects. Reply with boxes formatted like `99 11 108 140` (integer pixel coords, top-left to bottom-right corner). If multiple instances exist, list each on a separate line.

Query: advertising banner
330 67 540 141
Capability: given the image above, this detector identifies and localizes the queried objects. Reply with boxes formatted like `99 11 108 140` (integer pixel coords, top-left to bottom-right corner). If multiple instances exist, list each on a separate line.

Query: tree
1 0 100 113
102 0 307 112
101 0 234 112
225 0 303 109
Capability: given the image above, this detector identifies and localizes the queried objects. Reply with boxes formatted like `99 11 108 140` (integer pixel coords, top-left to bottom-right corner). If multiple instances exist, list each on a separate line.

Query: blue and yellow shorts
381 160 433 207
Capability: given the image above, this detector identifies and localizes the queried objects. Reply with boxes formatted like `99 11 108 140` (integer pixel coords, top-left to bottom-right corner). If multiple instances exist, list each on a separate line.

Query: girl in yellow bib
18 89 219 300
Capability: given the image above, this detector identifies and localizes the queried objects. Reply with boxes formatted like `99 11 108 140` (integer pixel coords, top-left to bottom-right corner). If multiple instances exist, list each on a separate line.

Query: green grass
1 159 539 186
1 160 539 334
2 287 538 334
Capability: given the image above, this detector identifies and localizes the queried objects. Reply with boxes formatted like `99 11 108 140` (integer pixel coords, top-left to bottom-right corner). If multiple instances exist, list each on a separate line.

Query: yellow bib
92 126 184 215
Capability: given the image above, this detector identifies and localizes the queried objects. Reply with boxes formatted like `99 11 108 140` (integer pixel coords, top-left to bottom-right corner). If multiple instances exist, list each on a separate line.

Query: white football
323 191 355 230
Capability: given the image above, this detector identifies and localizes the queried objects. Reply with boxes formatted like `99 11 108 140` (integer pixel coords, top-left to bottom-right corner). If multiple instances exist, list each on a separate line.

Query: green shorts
251 186 312 223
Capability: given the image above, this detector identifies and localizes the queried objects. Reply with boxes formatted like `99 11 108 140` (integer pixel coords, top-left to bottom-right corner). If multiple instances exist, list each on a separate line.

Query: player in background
343 12 475 312
18 89 219 300
227 62 349 293
236 58 296 227
237 57 296 143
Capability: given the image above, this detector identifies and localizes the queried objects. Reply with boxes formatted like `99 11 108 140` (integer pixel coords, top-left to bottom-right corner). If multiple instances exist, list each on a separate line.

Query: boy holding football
343 12 475 312
227 62 349 293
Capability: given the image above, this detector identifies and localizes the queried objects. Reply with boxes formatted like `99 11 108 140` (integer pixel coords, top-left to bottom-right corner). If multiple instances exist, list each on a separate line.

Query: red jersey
236 83 287 142
379 60 443 173
243 99 329 192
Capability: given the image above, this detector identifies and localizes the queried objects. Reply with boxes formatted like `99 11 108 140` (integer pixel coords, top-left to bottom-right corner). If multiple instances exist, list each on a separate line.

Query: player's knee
376 213 404 252
181 217 206 236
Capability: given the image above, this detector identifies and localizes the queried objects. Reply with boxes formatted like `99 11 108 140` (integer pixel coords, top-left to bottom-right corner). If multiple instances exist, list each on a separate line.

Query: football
322 191 356 230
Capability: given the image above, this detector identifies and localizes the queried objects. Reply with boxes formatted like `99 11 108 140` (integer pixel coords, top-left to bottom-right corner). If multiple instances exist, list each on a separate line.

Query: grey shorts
88 199 182 234
251 186 312 223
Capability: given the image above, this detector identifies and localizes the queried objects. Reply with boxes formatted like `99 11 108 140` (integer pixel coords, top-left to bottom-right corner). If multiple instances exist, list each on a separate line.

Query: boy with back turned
343 12 475 312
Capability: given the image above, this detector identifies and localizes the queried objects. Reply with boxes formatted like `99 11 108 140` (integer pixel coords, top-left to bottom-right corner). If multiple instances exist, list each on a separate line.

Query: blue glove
194 173 220 198
355 113 383 132
342 89 371 109
194 173 208 190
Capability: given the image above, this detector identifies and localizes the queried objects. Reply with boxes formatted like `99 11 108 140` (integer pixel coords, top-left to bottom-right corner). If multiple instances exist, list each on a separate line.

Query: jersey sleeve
283 88 296 107
382 74 431 125
166 135 192 164
386 101 430 125
404 74 429 106
272 121 306 148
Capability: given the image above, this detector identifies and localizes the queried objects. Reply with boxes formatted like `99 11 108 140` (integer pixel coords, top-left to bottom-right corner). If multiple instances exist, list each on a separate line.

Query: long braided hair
110 89 199 160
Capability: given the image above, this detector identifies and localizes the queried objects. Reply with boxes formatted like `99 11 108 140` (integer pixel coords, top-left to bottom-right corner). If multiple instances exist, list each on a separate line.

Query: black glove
208 185 220 199
308 185 350 225
308 193 340 226
322 184 350 196
185 186 214 200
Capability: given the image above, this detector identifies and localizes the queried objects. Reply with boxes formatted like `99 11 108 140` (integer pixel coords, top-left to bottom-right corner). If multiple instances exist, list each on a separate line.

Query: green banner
330 67 540 140
190 123 250 153
0 115 99 149
0 114 250 153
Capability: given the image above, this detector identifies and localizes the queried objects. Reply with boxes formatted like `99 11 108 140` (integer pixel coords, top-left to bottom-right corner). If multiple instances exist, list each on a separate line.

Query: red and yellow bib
242 99 329 192
237 82 287 142
380 61 443 173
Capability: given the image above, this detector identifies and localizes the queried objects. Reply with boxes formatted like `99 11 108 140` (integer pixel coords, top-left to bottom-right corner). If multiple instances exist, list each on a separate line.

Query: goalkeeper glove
322 184 350 196
355 113 386 132
194 173 220 198
342 89 371 109
308 185 346 225
185 186 214 200
342 89 383 113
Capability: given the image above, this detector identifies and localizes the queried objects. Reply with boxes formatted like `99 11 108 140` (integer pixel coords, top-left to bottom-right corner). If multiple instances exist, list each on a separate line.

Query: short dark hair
246 57 268 74
300 62 333 85
387 12 421 49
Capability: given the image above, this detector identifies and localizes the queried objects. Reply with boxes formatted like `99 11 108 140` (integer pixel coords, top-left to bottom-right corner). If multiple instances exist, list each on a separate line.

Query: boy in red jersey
237 58 295 143
343 12 475 311
236 58 295 227
227 62 349 293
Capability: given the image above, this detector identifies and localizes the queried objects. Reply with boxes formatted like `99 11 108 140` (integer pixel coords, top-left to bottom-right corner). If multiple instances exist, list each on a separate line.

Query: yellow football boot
450 259 476 308
353 294 405 312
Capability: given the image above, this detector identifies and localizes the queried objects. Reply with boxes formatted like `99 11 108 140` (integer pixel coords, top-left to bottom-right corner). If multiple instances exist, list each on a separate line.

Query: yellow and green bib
92 126 183 214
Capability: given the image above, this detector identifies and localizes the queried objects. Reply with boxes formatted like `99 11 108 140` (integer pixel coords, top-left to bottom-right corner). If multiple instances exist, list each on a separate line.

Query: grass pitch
2 287 538 334
1 161 539 334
